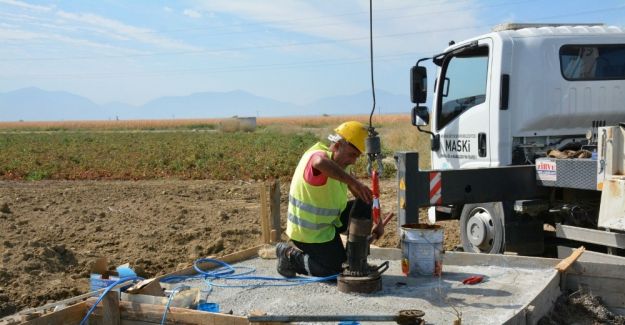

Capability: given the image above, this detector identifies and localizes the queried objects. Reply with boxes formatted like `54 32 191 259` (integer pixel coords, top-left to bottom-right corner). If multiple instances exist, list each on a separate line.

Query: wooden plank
121 320 157 325
86 298 248 325
269 180 281 244
219 246 261 264
234 317 251 325
20 301 88 325
248 310 285 325
14 289 101 317
85 315 104 325
558 246 625 265
259 182 270 244
556 223 625 248
102 290 121 325
555 246 585 272
157 245 261 280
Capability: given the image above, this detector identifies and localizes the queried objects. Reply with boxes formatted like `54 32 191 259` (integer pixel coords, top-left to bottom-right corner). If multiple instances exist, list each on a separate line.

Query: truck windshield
437 46 489 130
560 44 625 80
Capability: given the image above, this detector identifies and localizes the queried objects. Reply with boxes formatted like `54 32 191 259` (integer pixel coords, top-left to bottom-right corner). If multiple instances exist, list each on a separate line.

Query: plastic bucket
400 224 444 276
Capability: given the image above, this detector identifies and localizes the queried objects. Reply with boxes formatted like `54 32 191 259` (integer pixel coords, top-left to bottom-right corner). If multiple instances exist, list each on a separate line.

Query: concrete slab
171 250 560 324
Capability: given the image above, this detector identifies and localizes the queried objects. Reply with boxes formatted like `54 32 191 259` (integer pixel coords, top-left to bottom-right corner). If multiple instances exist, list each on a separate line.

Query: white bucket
400 224 444 276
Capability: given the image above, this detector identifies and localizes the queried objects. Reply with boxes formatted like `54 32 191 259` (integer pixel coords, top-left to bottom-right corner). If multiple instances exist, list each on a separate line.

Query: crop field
0 114 410 132
0 114 431 181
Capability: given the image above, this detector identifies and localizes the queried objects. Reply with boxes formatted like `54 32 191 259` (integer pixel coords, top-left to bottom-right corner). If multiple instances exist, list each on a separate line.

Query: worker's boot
276 242 297 278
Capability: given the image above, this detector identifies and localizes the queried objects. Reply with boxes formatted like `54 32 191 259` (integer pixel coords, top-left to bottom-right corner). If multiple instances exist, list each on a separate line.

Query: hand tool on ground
462 275 484 285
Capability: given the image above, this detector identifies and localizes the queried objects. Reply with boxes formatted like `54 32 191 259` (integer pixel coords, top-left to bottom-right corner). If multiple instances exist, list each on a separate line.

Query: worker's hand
348 180 372 204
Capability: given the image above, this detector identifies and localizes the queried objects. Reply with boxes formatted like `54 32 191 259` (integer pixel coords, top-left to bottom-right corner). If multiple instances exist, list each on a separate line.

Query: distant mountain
0 87 105 121
305 90 409 116
140 90 299 119
0 87 410 121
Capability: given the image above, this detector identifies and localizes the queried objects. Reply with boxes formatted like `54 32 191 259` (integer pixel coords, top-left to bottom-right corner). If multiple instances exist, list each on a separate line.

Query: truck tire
460 202 505 253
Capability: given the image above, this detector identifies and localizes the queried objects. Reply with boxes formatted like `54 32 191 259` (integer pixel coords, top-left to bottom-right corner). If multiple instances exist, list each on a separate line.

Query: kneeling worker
276 121 385 277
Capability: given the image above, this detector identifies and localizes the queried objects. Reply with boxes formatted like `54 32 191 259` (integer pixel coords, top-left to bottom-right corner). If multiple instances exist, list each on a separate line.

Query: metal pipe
249 314 397 322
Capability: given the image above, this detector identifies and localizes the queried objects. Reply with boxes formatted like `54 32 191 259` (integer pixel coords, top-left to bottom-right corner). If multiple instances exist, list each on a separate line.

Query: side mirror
410 66 427 104
411 105 429 126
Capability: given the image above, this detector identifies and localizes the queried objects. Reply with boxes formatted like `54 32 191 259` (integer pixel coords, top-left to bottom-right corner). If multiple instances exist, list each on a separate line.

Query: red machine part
372 169 380 225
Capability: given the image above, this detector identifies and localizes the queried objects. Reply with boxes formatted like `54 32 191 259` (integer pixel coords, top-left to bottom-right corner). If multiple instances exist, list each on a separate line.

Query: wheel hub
466 210 493 249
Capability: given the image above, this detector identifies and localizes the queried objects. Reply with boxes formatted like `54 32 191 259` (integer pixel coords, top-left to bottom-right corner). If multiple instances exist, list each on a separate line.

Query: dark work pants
291 200 354 277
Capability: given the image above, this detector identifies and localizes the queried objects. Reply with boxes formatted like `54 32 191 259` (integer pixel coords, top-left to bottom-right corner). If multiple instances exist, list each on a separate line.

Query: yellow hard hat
334 121 367 153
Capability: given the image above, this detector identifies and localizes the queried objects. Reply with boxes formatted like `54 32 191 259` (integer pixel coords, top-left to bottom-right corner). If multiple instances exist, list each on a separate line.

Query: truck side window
560 44 625 80
437 47 488 130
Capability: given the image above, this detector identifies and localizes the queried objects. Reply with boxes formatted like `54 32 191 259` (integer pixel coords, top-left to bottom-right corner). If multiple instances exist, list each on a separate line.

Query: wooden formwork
18 295 250 325
14 246 262 325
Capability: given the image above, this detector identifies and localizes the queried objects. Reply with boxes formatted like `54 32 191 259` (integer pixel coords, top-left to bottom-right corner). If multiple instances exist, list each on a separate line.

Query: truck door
432 39 492 170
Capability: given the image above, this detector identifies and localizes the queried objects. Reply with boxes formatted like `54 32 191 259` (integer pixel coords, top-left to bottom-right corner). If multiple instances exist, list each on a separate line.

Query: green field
0 117 430 181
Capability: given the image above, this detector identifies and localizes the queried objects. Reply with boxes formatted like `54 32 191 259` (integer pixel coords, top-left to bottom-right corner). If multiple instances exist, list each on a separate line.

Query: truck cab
409 24 625 254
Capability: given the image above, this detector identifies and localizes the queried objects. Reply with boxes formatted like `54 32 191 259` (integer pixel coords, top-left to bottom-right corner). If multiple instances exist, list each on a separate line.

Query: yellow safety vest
286 142 348 243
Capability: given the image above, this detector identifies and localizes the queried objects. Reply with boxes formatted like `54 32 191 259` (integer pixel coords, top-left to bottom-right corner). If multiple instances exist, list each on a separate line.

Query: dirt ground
0 178 460 317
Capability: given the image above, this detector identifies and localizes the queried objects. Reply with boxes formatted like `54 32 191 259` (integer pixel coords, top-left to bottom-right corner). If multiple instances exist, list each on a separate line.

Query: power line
127 0 537 39
3 0 623 70
2 52 427 80
4 2 623 64
0 21 499 63
1 3 623 80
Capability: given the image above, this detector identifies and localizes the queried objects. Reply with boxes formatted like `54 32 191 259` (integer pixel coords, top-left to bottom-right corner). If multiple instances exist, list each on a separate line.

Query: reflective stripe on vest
289 195 340 216
287 212 335 230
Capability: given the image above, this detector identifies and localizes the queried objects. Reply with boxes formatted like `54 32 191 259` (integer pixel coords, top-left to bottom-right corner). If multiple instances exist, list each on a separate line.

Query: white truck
399 23 625 256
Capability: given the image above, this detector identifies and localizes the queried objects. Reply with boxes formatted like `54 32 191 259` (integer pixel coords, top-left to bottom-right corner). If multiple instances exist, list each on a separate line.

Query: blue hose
82 257 337 324
209 274 338 288
191 257 337 284
188 257 338 289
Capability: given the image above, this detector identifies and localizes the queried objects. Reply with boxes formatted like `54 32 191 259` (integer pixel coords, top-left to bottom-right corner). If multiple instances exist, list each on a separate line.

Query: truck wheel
460 202 505 253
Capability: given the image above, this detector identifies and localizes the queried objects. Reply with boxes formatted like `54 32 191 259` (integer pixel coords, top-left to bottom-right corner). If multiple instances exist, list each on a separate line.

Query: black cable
368 0 376 129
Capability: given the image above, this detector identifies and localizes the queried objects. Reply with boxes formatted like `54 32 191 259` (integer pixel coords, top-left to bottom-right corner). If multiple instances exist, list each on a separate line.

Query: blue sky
2 0 625 109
